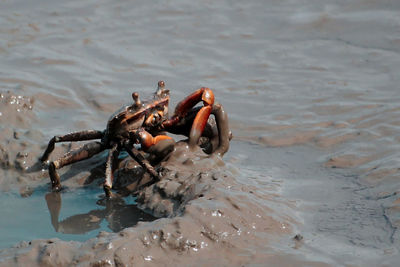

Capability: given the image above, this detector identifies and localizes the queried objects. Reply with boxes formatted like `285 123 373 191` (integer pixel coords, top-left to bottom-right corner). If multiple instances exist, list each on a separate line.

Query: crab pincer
164 87 215 148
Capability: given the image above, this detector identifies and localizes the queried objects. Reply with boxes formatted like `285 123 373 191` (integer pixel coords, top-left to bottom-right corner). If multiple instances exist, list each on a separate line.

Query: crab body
103 87 169 144
40 81 230 198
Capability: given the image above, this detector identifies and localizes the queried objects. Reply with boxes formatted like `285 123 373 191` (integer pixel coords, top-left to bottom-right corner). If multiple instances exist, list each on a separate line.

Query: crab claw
133 129 175 162
189 105 212 148
173 87 214 118
134 129 173 152
170 87 215 148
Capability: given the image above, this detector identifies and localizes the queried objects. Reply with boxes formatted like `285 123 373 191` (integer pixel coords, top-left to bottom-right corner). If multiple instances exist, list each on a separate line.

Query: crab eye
156 81 170 96
132 92 141 106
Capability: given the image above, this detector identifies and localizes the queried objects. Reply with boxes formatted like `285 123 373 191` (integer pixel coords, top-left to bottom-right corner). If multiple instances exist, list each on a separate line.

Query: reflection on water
45 192 155 235
0 187 154 249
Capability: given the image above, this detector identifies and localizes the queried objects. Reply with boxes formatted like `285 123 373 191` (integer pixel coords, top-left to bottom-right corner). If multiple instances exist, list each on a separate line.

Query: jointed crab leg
124 141 160 181
48 141 105 191
41 130 104 162
104 143 120 198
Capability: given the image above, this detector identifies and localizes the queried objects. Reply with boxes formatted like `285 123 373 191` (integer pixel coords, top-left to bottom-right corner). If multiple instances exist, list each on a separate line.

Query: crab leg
41 130 104 162
103 143 120 198
48 141 105 191
124 141 160 180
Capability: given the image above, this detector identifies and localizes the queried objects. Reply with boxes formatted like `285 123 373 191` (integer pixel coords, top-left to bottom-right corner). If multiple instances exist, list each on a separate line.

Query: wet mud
0 142 299 266
2 0 400 266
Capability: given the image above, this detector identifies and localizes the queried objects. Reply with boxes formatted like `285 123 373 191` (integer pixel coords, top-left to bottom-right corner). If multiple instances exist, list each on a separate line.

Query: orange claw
189 105 212 148
162 87 215 147
201 87 214 106
136 129 173 151
173 87 214 118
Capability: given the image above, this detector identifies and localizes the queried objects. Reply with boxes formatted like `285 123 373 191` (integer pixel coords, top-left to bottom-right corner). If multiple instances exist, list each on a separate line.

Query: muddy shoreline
0 142 301 266
2 0 400 266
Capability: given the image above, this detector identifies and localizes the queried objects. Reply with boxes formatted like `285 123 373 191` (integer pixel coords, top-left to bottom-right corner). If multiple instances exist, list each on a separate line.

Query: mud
0 143 299 266
0 91 42 193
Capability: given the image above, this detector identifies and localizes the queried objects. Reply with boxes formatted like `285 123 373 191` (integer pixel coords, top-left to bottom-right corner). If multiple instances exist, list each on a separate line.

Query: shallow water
0 187 153 249
1 0 400 265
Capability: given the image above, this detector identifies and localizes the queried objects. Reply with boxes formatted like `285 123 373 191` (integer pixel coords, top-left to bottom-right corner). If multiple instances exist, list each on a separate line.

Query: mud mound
137 142 226 218
0 143 295 266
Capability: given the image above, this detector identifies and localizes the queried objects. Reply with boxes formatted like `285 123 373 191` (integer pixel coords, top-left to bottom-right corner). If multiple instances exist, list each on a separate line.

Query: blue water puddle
0 186 154 249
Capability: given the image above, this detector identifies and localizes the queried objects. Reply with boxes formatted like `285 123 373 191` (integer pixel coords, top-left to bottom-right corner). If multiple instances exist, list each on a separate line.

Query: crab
40 81 230 198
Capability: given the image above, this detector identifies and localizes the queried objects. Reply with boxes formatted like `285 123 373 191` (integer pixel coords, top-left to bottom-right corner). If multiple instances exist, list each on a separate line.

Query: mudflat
1 0 400 266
